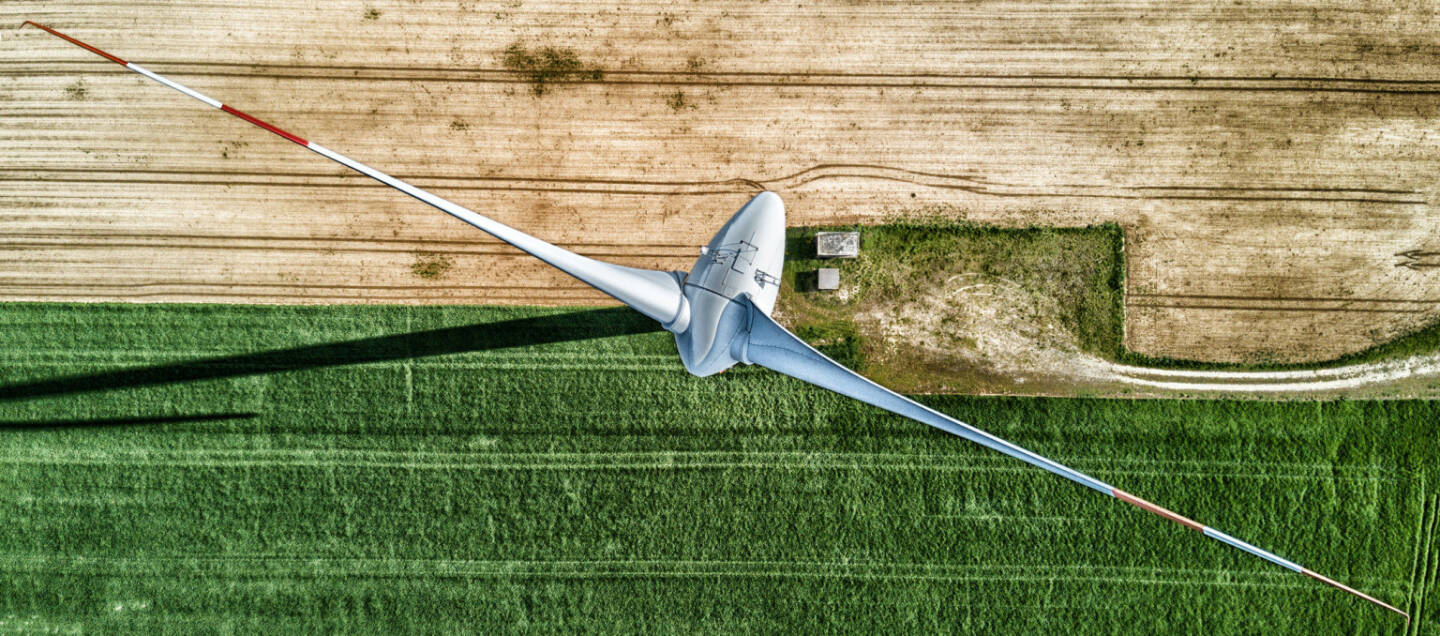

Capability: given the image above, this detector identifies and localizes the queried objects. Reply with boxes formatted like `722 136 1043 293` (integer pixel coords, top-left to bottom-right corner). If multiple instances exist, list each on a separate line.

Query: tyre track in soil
12 61 1440 95
3 163 1424 204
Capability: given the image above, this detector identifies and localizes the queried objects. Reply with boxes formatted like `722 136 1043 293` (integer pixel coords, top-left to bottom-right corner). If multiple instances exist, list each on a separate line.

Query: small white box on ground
817 268 840 290
816 231 860 258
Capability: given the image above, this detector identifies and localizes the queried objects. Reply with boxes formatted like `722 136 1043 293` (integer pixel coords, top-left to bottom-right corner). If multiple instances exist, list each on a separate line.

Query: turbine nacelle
669 192 786 377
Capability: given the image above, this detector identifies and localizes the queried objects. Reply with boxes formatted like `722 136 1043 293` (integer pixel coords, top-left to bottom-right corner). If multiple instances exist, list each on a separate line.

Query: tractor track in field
859 272 1440 396
0 448 1398 482
0 554 1406 592
3 164 1424 204
1129 293 1440 316
1103 355 1440 394
1406 487 1439 635
15 60 1440 96
846 273 1435 395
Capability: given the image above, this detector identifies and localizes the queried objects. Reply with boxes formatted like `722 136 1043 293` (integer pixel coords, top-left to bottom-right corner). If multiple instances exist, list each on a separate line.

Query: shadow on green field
0 306 660 402
0 412 257 430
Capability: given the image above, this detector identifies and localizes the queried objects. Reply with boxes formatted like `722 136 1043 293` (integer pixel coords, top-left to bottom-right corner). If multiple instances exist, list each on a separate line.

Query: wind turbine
20 21 1407 621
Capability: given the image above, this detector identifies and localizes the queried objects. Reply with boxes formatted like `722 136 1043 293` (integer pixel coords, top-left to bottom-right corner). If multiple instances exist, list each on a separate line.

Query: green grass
780 222 1124 389
0 302 1433 633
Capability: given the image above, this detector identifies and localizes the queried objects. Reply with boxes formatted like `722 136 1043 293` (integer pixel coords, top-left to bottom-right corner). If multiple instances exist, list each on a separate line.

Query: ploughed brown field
3 1 1439 364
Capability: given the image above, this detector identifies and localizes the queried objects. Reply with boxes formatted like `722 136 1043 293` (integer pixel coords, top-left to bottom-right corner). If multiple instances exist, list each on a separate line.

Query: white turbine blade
734 297 1407 619
302 144 685 327
23 21 687 328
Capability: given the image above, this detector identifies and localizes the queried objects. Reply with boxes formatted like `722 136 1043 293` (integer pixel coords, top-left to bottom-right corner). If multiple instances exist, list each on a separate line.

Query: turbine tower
20 21 1407 621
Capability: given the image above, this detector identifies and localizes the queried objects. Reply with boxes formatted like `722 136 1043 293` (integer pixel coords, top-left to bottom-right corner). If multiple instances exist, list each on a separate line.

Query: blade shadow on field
0 306 662 402
0 412 259 430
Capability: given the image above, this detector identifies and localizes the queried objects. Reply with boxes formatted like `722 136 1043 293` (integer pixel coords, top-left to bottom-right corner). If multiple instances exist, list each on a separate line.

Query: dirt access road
3 1 1439 365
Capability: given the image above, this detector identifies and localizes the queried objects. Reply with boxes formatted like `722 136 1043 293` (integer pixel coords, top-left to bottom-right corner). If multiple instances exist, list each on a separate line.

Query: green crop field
0 303 1434 633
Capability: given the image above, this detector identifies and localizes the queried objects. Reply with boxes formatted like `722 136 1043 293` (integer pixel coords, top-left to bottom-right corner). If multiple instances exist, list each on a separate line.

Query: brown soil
3 2 1439 365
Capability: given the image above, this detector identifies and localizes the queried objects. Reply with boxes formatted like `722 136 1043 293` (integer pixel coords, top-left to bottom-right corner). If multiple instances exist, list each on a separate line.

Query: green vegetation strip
0 303 1432 633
